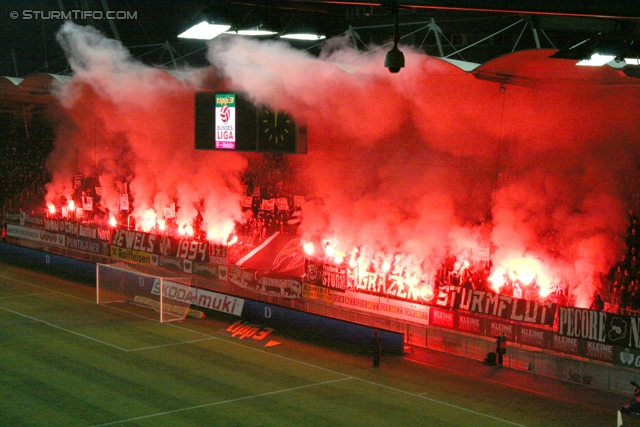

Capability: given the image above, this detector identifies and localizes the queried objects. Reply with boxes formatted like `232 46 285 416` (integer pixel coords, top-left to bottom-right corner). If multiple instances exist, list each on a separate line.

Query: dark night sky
0 0 210 77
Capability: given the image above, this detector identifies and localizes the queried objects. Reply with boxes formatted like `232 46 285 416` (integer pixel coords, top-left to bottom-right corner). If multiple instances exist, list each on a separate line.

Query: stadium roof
2 0 640 78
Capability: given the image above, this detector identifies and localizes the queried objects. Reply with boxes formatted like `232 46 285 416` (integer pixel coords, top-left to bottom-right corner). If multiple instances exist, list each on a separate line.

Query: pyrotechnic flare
41 22 640 308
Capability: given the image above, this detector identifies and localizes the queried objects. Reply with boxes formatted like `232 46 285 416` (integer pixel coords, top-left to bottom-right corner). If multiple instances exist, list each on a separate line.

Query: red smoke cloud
46 23 246 241
45 24 640 307
208 37 640 306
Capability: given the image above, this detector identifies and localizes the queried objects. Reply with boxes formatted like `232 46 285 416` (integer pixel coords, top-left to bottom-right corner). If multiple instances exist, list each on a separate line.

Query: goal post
96 263 195 322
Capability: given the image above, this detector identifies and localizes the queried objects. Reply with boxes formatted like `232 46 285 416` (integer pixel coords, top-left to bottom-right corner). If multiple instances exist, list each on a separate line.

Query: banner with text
556 306 640 350
435 284 556 326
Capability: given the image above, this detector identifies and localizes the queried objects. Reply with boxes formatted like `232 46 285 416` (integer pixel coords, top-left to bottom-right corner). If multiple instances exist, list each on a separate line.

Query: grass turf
0 262 629 427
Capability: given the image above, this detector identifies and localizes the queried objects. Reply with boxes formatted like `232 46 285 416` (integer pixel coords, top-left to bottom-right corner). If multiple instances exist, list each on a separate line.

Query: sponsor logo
183 259 193 274
609 317 627 342
110 246 153 265
159 236 171 256
7 224 40 240
5 212 21 223
458 314 482 333
491 322 513 334
38 230 65 246
614 347 640 367
586 341 613 362
210 244 226 265
159 255 181 270
151 280 196 304
620 350 635 365
195 291 243 316
305 261 319 282
226 320 274 341
96 228 112 242
112 229 157 253
66 237 101 254
302 283 334 302
20 212 44 227
45 219 62 232
78 224 98 239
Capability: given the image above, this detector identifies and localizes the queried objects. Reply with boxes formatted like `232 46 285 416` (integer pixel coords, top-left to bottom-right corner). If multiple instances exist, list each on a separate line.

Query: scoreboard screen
194 92 307 154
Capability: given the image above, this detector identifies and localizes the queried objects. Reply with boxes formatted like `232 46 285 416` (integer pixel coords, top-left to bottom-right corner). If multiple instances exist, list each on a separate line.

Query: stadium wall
0 242 404 354
0 242 94 283
242 299 405 354
3 240 640 392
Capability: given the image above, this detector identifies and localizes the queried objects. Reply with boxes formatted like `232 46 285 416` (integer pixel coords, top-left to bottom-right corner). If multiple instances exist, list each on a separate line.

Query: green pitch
0 262 626 427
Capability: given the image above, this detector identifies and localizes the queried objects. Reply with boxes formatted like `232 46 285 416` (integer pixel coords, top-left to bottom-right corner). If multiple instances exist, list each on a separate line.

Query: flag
287 210 301 225
276 198 289 211
294 195 305 207
241 196 253 208
82 195 93 211
261 199 275 211
164 202 176 219
120 193 129 211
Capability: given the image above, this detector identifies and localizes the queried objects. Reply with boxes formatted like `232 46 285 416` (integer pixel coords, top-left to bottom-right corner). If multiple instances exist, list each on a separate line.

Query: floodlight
280 33 326 40
178 21 231 40
577 53 616 66
231 29 278 36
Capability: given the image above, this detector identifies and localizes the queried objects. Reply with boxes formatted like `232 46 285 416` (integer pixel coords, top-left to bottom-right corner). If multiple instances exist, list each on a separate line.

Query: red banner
487 319 516 341
430 307 455 329
584 341 614 363
457 313 483 335
550 333 580 356
516 324 549 349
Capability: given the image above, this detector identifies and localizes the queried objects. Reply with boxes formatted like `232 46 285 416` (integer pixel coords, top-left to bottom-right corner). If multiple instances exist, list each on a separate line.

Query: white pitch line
355 377 528 427
0 271 527 426
0 304 130 352
126 337 217 352
0 291 55 300
89 377 354 427
0 272 214 337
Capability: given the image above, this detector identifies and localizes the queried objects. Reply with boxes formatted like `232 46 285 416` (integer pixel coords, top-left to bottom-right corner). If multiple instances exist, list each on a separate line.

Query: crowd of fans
4 112 640 315
0 110 52 211
236 154 304 245
605 210 640 314
432 256 569 307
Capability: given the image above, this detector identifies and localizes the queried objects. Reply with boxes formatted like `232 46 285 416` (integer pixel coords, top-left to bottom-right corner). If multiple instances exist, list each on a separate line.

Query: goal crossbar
96 263 194 323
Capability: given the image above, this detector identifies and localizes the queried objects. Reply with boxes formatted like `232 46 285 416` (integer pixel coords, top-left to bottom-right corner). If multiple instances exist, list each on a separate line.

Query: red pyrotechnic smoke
208 36 640 307
45 23 247 243
44 24 640 308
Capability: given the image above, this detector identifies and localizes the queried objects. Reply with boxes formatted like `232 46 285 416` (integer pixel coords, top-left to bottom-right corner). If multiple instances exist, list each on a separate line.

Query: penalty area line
0 304 129 352
89 376 354 427
126 337 218 352
0 291 56 301
355 377 529 427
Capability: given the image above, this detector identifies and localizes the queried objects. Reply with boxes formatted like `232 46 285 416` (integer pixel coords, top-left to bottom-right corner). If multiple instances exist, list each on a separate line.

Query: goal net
96 263 194 323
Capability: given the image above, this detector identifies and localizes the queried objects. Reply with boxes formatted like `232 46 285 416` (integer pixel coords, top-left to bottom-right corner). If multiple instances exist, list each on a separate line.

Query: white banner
332 290 430 325
7 224 65 246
